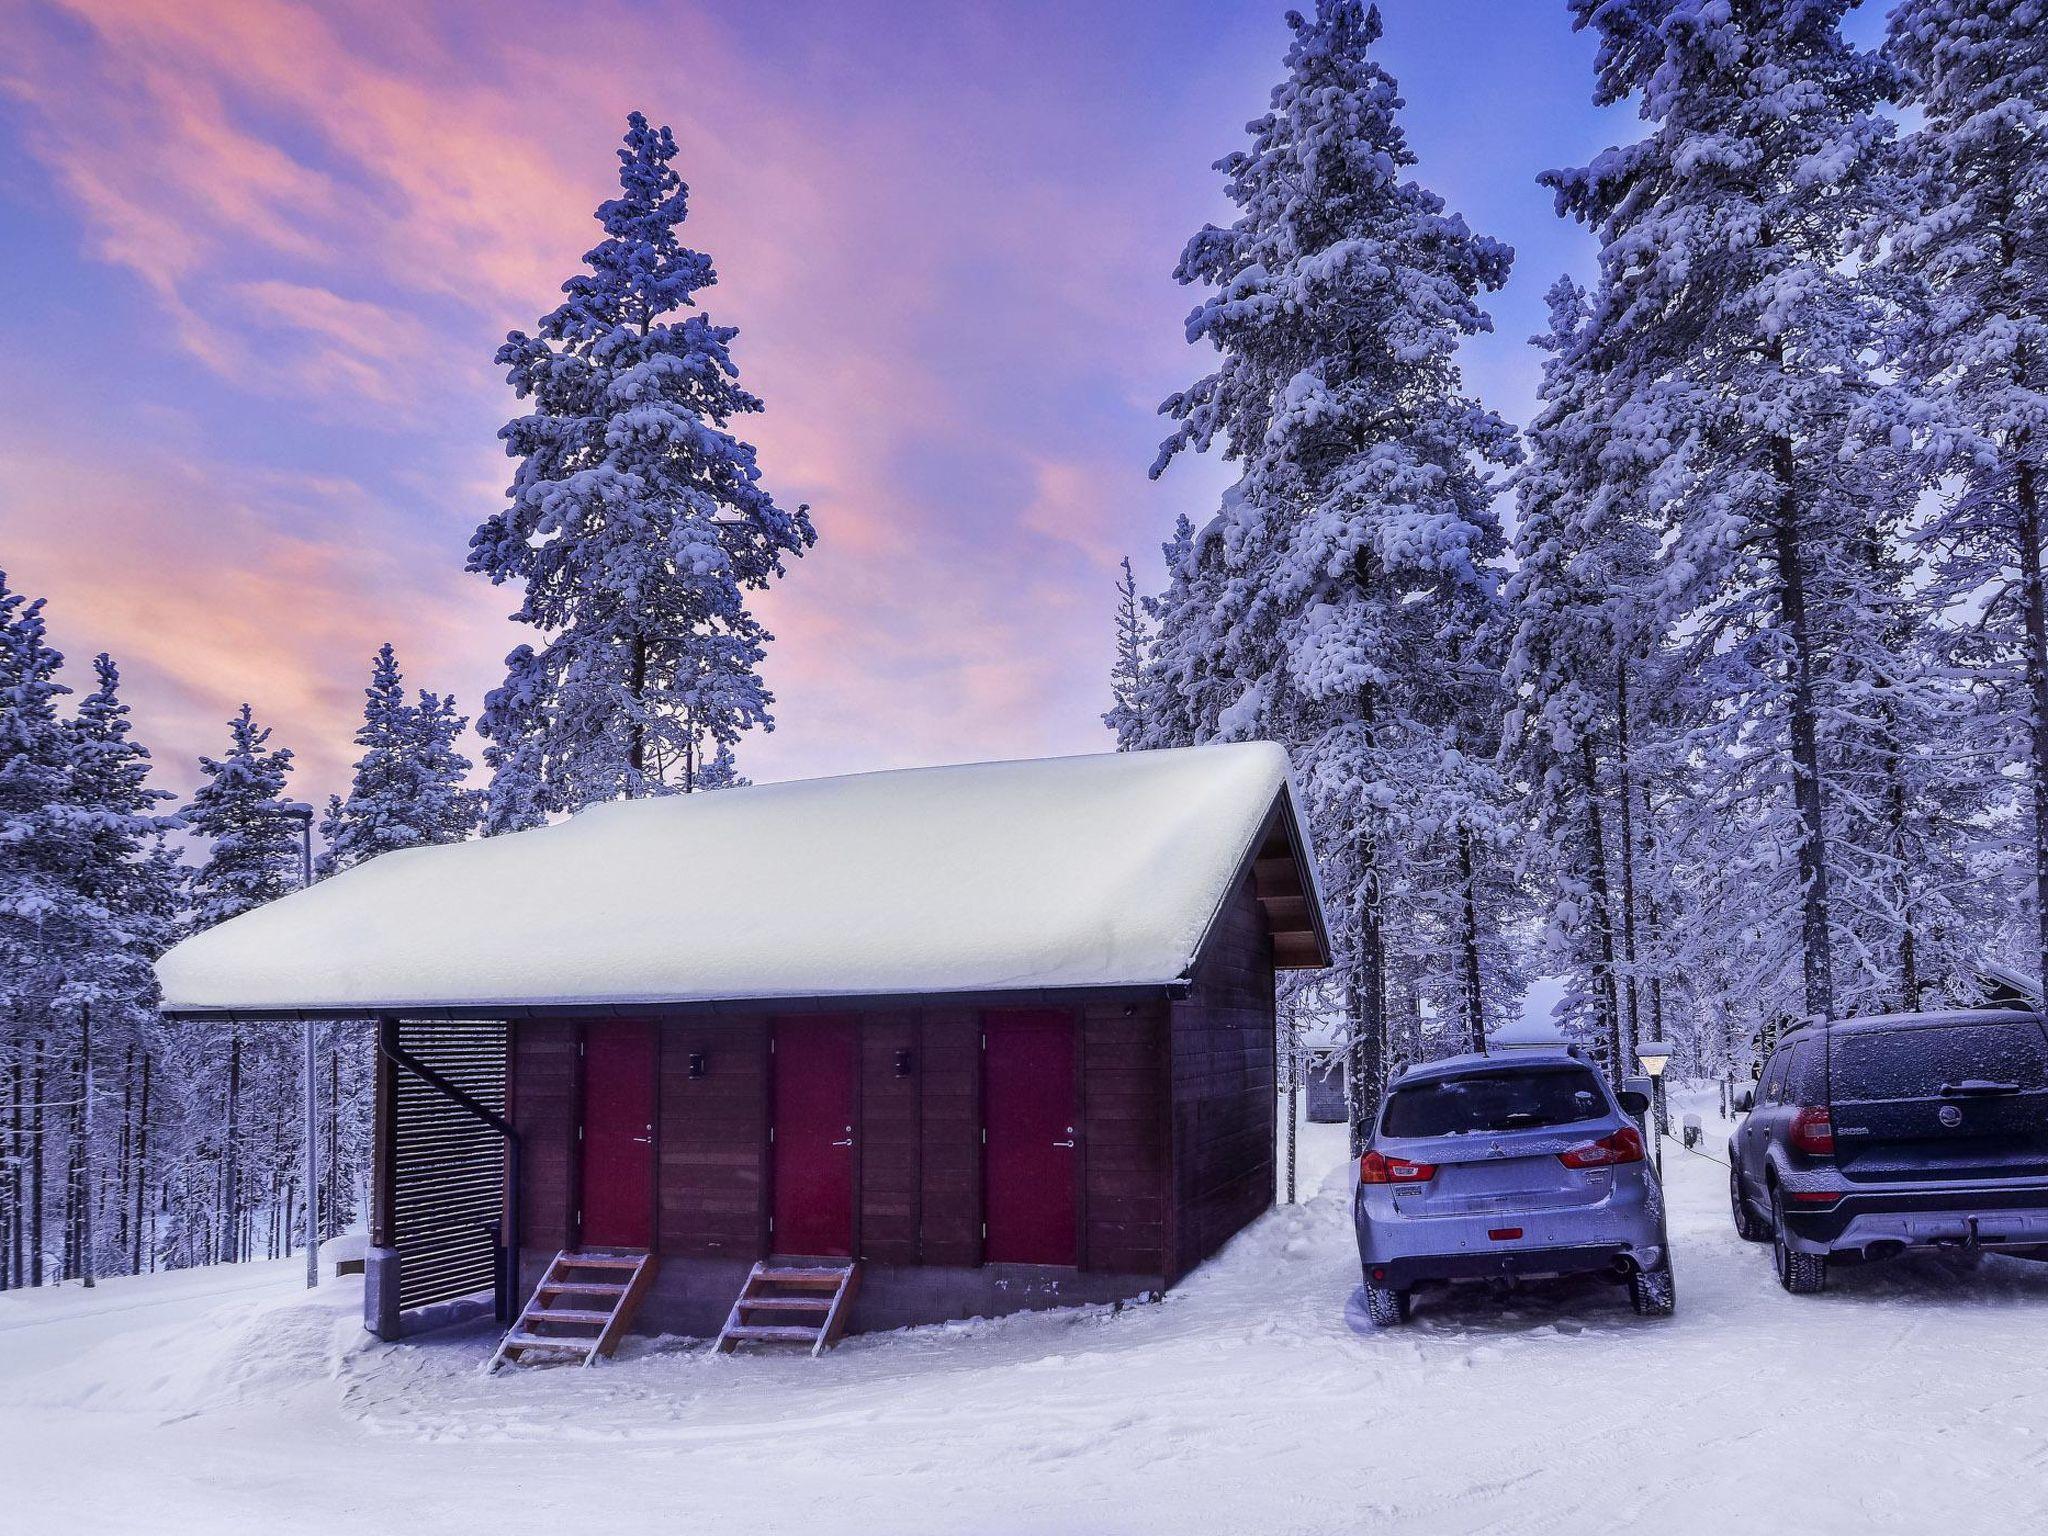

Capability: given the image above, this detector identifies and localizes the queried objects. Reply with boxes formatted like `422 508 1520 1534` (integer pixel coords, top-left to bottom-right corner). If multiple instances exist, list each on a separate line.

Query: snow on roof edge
156 742 1325 1016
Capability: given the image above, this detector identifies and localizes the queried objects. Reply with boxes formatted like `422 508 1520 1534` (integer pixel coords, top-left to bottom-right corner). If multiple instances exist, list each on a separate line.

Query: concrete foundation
515 1247 1163 1339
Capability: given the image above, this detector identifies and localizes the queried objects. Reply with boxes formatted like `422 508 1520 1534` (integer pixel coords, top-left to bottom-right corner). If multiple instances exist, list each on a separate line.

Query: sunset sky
0 0 1886 810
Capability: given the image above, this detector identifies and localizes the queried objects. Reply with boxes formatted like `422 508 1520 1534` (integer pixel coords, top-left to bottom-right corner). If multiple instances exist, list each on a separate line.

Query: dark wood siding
1080 997 1171 1275
918 1010 983 1267
659 1016 769 1259
511 1019 578 1251
1168 870 1277 1281
858 1011 921 1264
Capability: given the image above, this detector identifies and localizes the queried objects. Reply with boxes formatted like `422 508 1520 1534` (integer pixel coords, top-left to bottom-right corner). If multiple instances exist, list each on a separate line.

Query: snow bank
156 743 1311 1014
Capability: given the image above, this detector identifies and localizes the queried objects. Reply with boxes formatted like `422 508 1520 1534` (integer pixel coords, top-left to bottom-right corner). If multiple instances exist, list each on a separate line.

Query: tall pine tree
1542 0 1899 1023
1875 0 2048 994
470 113 815 812
1144 2 1518 1140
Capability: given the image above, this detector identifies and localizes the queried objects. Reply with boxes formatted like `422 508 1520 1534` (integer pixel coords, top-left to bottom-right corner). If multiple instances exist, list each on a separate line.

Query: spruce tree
183 707 300 930
1102 556 1152 750
1543 0 1898 1023
470 113 815 812
318 644 480 875
1146 2 1517 1140
1875 0 2048 994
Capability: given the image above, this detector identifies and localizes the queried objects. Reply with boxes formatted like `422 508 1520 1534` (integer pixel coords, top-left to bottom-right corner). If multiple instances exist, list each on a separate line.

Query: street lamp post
1636 1039 1673 1178
255 800 319 1289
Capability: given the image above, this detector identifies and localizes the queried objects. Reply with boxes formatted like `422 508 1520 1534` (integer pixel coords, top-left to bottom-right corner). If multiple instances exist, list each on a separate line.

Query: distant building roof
157 743 1327 1018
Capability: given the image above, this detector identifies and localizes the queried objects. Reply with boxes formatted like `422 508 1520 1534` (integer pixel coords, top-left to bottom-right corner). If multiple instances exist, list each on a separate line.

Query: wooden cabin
156 744 1329 1351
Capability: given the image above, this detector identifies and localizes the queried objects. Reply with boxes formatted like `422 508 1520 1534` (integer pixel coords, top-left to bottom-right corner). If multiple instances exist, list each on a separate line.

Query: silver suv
1354 1049 1674 1324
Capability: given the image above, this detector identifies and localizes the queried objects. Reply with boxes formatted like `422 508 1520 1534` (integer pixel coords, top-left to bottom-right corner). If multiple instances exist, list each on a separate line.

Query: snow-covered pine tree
1874 0 2048 994
182 706 300 931
317 644 480 875
1542 0 1899 1024
695 742 749 790
0 572 78 1027
1102 556 1152 750
470 113 815 813
1146 2 1518 1143
478 644 551 835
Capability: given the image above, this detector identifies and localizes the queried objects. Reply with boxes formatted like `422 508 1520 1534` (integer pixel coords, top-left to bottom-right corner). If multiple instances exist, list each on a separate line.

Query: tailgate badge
1938 1104 1963 1128
1487 1141 1506 1159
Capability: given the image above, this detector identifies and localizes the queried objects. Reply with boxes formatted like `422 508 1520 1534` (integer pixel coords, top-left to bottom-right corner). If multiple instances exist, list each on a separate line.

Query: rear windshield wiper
1939 1080 2022 1097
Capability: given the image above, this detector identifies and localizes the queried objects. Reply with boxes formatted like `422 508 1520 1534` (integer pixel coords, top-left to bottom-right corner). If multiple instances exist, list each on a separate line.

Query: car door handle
1052 1139 1075 1149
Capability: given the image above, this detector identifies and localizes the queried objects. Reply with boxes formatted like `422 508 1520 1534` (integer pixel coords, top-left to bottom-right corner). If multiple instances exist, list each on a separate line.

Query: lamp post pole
1636 1040 1673 1179
257 801 319 1289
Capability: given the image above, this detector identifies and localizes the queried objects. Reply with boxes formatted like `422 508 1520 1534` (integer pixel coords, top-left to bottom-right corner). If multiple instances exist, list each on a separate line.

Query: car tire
1771 1187 1828 1295
1629 1259 1676 1317
1730 1164 1769 1242
1362 1279 1411 1327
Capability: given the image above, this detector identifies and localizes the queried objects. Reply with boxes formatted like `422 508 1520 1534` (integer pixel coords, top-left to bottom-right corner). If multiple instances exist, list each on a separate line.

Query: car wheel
1629 1259 1676 1317
1771 1187 1828 1295
1362 1279 1411 1327
1730 1163 1769 1242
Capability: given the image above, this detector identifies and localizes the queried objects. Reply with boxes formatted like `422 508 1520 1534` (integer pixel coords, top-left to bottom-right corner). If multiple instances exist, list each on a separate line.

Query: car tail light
1786 1189 1842 1205
1791 1106 1835 1156
1558 1126 1646 1168
1359 1149 1437 1184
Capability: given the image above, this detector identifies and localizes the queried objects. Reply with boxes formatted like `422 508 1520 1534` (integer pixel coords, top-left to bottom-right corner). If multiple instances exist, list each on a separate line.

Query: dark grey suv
1729 1009 2048 1292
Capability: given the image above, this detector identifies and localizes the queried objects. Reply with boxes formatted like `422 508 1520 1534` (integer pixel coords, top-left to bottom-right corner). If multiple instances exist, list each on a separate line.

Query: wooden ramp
716 1261 860 1357
489 1249 655 1372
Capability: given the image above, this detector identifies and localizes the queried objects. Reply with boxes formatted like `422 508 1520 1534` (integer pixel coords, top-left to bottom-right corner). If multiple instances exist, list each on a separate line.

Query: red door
983 1010 1078 1265
772 1018 857 1257
580 1020 656 1248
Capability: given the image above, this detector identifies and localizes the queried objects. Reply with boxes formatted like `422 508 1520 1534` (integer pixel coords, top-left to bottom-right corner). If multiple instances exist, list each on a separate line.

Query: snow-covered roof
156 743 1327 1017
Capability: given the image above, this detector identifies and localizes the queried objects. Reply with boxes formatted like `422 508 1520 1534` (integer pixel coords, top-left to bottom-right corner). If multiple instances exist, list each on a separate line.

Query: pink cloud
3 0 1194 803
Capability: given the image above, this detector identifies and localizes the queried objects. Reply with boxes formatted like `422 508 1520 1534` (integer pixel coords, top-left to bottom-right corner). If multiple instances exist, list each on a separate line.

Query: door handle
1052 1139 1075 1148
1053 1127 1076 1149
832 1138 854 1148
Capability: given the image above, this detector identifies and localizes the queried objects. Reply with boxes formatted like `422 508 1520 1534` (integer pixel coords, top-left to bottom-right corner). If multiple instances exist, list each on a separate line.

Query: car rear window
1831 1023 2048 1102
1381 1065 1608 1137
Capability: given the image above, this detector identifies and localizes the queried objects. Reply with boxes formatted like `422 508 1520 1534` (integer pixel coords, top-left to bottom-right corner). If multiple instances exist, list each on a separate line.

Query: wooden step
721 1324 826 1344
490 1248 657 1373
754 1266 853 1287
737 1295 833 1313
501 1331 593 1354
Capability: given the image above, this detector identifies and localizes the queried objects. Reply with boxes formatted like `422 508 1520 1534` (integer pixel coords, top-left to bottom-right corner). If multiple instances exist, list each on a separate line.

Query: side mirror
1618 1088 1651 1117
1732 1089 1754 1114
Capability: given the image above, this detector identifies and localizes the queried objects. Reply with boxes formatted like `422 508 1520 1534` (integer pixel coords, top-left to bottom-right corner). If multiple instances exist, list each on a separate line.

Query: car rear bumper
1366 1242 1645 1291
1779 1185 2048 1254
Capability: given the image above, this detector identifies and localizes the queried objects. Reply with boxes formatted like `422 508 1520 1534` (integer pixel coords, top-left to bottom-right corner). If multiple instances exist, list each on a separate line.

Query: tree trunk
1457 826 1485 1053
29 1040 43 1286
2019 461 2048 1010
78 1006 94 1288
1613 662 1643 1063
1772 431 1837 1020
1579 739 1623 1077
627 633 649 794
132 1049 150 1276
220 1030 241 1264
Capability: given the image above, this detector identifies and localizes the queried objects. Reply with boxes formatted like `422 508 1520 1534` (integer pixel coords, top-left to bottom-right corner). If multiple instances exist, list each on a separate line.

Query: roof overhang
156 980 1196 1026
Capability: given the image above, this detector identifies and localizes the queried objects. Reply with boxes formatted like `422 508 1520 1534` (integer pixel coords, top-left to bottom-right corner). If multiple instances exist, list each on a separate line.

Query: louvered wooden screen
390 1020 509 1312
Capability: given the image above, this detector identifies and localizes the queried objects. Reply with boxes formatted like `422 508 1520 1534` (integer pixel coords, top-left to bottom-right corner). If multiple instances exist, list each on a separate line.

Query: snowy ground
8 1091 2048 1536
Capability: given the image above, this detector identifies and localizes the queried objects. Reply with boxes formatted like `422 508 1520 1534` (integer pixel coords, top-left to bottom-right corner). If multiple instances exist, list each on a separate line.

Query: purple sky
0 0 1892 808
